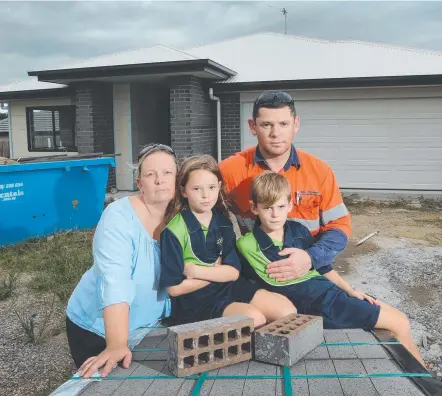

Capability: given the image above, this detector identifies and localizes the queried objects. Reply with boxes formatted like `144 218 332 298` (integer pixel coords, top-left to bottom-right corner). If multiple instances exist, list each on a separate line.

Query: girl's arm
184 263 239 283
167 278 210 297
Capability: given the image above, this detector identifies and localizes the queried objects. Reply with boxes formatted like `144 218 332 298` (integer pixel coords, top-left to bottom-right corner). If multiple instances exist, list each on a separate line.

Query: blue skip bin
0 157 115 246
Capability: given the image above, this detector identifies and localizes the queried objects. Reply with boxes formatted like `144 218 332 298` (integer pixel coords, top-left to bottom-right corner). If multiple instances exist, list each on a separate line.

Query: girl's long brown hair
165 154 230 224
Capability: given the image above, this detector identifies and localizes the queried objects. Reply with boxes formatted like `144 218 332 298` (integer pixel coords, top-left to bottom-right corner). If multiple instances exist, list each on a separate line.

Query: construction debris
356 231 379 246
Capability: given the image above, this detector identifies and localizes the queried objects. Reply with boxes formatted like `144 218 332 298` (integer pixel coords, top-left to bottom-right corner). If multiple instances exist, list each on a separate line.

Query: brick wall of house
169 76 216 160
218 92 241 160
75 83 116 189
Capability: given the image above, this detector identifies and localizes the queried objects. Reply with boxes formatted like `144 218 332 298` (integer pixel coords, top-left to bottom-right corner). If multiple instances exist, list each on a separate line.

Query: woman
66 143 177 379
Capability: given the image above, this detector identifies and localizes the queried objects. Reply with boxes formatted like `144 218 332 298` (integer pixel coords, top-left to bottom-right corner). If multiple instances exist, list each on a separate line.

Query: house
0 32 442 192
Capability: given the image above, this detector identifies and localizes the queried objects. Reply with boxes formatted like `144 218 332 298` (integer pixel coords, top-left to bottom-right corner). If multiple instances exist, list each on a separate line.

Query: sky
1 1 442 86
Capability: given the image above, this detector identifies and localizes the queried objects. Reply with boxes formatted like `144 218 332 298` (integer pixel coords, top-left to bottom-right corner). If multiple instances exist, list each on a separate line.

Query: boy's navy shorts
282 279 381 330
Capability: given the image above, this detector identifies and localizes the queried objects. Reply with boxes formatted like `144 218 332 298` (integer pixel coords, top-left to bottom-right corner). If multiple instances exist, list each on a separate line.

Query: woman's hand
184 263 198 279
79 344 132 378
348 289 380 305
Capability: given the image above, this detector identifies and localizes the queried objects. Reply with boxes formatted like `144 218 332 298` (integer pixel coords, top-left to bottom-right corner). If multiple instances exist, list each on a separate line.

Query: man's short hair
251 172 292 206
252 91 296 120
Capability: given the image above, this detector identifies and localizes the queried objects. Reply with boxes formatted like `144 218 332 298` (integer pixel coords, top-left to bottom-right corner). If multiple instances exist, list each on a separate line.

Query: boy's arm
323 270 379 305
159 228 210 297
322 269 353 294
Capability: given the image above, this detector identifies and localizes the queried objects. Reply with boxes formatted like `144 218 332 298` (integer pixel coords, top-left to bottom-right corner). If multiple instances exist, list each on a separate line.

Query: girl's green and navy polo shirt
237 220 334 302
159 208 241 323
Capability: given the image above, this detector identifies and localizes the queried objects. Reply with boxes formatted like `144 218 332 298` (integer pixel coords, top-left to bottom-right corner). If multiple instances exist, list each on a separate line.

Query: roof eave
213 74 442 93
28 59 237 83
0 87 73 101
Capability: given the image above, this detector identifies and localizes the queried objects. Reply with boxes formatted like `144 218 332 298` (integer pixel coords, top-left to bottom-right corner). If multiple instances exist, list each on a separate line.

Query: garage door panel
241 96 442 190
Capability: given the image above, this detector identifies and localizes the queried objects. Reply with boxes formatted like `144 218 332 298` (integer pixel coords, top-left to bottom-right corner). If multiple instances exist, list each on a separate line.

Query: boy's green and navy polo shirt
237 220 334 301
159 208 240 323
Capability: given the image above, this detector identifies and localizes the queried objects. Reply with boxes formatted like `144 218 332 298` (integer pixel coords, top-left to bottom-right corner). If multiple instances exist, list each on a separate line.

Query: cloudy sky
1 1 442 86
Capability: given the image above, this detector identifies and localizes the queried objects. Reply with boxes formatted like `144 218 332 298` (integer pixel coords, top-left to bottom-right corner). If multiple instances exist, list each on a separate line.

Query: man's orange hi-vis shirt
219 145 351 237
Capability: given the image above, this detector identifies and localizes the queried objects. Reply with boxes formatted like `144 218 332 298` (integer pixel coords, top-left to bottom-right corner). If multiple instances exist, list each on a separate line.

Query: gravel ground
0 284 75 396
343 236 442 378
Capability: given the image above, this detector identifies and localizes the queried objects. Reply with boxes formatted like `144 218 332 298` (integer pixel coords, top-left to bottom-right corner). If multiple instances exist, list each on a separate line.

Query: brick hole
214 332 225 345
241 326 251 337
241 342 251 353
268 327 276 332
198 352 210 365
228 329 237 341
290 326 297 330
284 320 290 324
183 355 195 368
198 335 209 348
214 349 223 361
276 324 283 328
279 330 290 335
183 338 194 350
228 345 239 356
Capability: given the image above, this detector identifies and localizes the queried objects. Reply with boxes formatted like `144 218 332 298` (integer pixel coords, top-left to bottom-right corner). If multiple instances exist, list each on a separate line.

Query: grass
0 271 19 301
0 230 94 303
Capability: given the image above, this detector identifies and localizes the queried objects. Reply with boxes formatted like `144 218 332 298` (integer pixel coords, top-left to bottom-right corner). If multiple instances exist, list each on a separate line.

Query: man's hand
266 248 312 281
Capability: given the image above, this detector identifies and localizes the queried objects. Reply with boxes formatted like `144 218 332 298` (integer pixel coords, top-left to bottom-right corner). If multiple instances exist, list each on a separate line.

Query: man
219 91 351 282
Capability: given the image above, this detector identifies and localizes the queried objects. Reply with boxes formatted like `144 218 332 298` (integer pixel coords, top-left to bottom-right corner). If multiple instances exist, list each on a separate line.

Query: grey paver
362 359 424 396
242 360 277 396
346 330 389 359
324 330 357 359
79 363 141 396
304 335 329 360
305 359 344 396
275 360 309 396
141 363 187 396
209 361 250 396
113 361 166 396
333 359 378 396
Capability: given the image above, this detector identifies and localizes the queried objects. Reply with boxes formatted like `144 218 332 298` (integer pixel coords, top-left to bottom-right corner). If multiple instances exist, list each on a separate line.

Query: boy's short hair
251 172 291 206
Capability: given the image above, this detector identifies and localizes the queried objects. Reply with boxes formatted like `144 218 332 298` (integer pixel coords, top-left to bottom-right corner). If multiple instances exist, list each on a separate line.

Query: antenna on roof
268 5 288 34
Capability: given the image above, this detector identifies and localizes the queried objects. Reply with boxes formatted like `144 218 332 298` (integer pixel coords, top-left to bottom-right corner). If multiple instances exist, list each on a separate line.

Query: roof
51 326 435 396
0 78 66 93
34 44 199 72
0 118 8 134
3 32 442 96
186 32 442 83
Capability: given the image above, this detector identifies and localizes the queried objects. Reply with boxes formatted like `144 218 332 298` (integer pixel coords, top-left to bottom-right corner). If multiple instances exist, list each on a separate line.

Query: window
26 106 76 152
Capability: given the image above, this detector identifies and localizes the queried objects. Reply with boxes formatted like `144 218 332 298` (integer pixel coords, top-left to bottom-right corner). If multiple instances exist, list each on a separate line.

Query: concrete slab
208 361 250 396
241 361 277 396
346 330 389 359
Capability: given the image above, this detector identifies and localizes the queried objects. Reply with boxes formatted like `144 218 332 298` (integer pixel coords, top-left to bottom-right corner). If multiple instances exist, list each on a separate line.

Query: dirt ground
336 203 442 378
1 203 441 396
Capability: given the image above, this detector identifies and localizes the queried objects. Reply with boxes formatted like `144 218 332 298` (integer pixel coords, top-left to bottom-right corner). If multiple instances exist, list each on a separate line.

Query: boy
236 172 424 366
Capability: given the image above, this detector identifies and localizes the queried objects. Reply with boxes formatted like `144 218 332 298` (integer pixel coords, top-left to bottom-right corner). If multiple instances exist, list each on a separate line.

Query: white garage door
242 96 442 190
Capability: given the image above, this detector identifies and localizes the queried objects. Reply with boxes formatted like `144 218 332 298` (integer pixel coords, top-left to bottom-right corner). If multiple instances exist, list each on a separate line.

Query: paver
167 315 253 377
254 313 323 366
305 359 344 396
323 329 357 359
333 359 378 396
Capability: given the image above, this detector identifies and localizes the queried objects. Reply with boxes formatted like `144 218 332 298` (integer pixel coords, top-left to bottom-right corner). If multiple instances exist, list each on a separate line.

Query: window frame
26 105 77 152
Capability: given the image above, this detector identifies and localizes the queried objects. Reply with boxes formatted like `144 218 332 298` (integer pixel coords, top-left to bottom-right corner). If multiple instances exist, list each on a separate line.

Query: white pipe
209 88 221 163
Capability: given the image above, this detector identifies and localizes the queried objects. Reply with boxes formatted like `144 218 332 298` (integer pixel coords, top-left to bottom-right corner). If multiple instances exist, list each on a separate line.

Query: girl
159 154 296 327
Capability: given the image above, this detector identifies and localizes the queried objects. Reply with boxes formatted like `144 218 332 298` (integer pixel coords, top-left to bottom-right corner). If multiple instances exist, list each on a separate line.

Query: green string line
190 372 208 396
132 341 401 353
72 372 432 381
283 367 293 396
